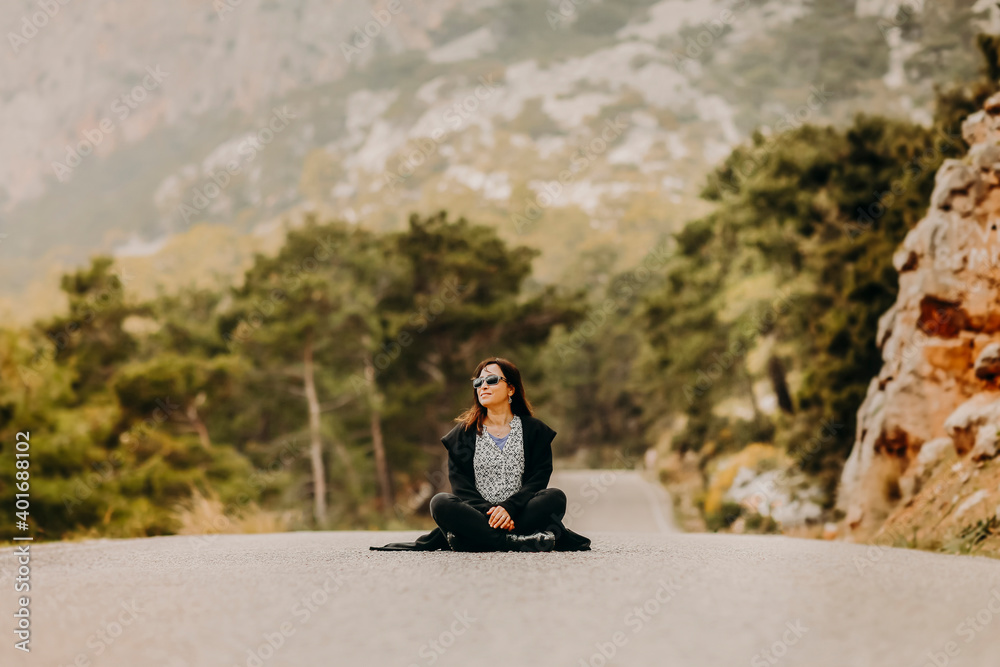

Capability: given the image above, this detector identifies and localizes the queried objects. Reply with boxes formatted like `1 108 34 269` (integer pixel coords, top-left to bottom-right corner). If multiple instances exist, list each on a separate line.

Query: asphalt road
3 469 1000 667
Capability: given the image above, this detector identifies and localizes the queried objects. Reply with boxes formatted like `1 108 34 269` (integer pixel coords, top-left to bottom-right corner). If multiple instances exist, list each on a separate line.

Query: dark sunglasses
472 374 507 389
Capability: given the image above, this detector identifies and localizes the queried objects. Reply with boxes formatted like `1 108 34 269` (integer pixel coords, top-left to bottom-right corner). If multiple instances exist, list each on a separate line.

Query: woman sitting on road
370 356 591 552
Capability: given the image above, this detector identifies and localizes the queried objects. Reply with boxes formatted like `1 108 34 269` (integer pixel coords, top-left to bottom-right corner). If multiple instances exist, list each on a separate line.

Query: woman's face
476 363 513 410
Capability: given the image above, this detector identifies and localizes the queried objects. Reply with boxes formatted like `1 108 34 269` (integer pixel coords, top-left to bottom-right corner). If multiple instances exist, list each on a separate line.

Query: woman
370 357 591 552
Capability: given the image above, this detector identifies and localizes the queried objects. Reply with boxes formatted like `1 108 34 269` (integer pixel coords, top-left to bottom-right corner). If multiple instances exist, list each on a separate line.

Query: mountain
1 0 995 322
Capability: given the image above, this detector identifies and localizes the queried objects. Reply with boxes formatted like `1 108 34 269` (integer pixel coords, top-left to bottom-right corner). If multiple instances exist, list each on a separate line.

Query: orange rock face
837 93 1000 539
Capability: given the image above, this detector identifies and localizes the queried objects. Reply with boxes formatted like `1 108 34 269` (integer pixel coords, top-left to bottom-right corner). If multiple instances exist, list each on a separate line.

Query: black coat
369 415 591 551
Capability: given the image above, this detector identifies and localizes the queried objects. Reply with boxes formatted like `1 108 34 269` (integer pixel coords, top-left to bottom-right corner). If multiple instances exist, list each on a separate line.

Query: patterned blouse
472 415 525 504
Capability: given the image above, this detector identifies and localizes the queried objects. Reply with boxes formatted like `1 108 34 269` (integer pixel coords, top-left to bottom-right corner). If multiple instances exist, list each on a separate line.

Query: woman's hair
455 356 534 435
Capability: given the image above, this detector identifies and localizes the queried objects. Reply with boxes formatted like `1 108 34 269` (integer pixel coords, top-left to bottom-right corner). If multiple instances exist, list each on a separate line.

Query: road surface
3 469 1000 666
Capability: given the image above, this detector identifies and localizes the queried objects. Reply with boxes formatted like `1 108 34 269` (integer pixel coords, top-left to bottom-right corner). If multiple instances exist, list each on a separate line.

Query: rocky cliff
838 93 1000 548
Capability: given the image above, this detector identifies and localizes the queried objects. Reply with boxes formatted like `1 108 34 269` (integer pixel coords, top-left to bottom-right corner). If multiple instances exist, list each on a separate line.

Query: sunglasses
472 374 507 389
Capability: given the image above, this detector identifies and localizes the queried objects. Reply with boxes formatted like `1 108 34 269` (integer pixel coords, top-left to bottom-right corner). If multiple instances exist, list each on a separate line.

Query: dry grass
171 487 302 535
875 450 1000 560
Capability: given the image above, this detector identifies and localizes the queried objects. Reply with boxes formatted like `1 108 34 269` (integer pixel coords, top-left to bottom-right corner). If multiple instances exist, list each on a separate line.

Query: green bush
705 500 743 532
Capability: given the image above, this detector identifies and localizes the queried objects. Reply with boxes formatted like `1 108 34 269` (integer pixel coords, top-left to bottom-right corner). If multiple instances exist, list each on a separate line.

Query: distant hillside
1 0 994 322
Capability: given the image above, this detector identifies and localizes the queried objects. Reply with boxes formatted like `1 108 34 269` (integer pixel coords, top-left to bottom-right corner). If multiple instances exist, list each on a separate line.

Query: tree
224 216 380 525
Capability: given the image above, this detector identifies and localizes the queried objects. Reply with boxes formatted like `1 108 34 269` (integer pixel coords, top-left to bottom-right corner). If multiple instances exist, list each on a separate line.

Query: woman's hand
486 506 515 531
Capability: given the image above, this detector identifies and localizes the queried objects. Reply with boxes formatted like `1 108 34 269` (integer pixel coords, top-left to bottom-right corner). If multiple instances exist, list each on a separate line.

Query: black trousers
429 488 567 552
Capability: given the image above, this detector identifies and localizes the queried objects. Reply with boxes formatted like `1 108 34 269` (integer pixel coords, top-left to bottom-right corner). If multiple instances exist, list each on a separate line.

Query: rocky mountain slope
1 0 993 323
837 92 1000 556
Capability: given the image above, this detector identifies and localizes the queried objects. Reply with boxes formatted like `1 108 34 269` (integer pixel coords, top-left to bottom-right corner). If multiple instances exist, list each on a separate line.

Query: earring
508 396 512 404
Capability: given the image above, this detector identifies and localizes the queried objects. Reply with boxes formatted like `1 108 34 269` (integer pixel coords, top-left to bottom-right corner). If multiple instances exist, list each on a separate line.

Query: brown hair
455 356 534 435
